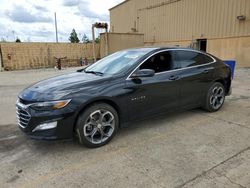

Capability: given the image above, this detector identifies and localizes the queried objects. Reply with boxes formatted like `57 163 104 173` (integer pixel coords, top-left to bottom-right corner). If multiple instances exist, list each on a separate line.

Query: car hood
19 72 113 101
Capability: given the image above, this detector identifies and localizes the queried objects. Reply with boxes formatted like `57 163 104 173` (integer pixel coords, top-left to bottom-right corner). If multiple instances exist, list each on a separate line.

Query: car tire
75 103 119 148
203 82 225 112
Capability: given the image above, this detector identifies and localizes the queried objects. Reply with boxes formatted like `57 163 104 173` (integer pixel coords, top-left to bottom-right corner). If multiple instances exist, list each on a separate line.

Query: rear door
174 50 215 108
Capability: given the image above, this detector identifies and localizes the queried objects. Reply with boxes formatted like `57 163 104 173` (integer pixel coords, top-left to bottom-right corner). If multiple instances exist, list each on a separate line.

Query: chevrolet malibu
16 47 232 147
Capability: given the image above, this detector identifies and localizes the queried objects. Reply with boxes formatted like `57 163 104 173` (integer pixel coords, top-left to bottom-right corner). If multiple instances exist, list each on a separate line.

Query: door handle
203 69 209 74
169 75 179 81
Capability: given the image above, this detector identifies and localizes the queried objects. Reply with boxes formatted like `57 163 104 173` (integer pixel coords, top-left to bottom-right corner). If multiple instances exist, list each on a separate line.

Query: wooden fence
0 42 100 70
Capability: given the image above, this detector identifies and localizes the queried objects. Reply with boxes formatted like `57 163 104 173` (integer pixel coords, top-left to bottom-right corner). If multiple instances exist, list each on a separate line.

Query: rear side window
175 50 213 68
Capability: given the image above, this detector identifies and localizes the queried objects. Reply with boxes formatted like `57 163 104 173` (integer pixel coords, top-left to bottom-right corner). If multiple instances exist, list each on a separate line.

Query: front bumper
16 101 76 140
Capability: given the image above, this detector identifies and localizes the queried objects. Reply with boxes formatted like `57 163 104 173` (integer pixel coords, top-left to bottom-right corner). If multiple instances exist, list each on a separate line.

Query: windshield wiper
84 70 104 76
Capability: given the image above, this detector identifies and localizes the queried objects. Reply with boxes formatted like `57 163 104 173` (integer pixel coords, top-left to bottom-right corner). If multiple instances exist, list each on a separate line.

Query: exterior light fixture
237 15 246 21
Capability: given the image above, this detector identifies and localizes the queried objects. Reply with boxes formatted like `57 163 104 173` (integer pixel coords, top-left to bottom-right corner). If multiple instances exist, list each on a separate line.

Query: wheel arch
73 98 121 132
214 77 231 95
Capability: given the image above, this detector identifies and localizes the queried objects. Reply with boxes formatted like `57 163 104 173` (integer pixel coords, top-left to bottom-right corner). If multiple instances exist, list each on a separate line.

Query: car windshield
84 49 153 75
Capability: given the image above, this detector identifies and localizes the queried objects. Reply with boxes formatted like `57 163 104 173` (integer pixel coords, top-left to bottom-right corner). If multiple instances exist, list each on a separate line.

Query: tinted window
175 50 213 68
140 51 179 73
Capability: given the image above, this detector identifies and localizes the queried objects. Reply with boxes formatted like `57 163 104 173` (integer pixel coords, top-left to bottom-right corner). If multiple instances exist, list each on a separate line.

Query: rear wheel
76 103 119 148
203 82 225 112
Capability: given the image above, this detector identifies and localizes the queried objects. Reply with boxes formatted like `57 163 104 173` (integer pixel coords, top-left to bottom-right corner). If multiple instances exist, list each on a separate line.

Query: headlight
30 99 71 111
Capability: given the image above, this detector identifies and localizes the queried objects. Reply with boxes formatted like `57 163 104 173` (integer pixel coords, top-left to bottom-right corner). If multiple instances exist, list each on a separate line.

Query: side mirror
131 69 155 78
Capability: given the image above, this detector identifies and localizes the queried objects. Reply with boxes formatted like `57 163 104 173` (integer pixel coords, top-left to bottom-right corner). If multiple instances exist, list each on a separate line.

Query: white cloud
0 0 124 42
6 4 52 23
62 0 79 7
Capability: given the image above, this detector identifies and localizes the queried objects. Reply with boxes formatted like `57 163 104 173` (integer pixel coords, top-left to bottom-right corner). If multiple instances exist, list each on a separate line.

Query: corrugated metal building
109 0 250 67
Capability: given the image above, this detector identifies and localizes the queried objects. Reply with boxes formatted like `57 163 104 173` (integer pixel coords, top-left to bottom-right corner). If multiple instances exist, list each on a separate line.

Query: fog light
32 121 57 132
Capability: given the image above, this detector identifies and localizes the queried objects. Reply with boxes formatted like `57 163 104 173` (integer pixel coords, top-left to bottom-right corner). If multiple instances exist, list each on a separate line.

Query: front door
125 51 181 121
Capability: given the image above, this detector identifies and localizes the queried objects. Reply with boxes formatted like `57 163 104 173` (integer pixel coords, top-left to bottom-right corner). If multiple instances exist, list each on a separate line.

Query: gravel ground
0 67 249 188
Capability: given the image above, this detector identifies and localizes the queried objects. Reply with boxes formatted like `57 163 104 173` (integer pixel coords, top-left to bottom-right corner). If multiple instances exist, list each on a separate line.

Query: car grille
16 105 31 128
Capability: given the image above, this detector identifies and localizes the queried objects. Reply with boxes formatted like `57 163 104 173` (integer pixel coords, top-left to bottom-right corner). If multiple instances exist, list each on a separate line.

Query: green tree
95 36 100 43
69 29 80 43
82 33 89 43
15 38 21 42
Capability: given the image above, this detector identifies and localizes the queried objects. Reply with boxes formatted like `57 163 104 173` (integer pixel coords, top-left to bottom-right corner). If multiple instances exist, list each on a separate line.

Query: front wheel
203 82 225 112
76 103 119 148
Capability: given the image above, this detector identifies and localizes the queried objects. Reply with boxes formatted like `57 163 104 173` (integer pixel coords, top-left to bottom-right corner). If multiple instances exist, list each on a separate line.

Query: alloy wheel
209 86 224 110
83 109 115 144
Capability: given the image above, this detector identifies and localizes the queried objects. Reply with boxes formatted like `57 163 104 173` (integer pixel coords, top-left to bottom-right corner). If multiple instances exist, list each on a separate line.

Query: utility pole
12 30 15 41
92 24 96 62
0 46 3 71
54 12 58 43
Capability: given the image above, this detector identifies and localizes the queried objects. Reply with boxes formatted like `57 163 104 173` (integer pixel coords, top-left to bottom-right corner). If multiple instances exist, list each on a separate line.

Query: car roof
127 47 216 60
129 46 199 52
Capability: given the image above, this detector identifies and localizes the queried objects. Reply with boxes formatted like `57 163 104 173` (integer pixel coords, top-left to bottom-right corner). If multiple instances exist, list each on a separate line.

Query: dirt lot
0 67 250 188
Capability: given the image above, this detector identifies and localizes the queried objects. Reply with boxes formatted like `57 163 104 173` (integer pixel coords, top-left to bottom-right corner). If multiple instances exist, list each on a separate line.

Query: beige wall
0 43 100 70
100 33 144 57
144 40 191 47
207 36 250 68
110 0 250 43
110 0 250 67
110 0 138 33
145 36 250 68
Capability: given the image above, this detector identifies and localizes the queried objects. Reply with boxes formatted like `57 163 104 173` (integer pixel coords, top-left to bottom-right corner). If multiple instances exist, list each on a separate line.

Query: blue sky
0 0 124 42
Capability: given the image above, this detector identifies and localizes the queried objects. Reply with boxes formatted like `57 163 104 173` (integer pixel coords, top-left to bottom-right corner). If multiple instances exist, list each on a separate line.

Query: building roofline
100 32 144 35
109 0 130 11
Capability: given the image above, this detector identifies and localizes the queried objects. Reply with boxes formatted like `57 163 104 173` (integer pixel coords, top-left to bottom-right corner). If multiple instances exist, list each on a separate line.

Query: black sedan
16 47 232 147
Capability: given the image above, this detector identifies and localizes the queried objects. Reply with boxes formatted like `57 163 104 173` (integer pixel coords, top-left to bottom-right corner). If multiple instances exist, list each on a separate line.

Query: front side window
139 51 178 73
175 50 214 68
